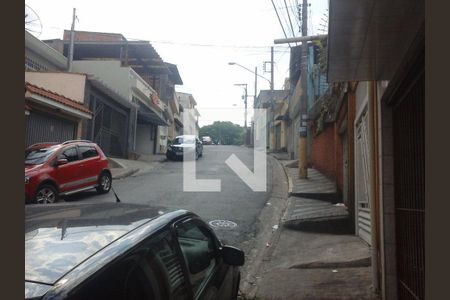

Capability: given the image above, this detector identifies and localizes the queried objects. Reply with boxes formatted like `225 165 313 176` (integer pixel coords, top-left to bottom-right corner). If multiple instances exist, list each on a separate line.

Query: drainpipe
368 81 380 294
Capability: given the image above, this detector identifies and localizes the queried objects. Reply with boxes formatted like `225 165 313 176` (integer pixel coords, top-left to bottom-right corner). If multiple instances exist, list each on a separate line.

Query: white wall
72 60 132 101
25 72 86 103
135 124 155 155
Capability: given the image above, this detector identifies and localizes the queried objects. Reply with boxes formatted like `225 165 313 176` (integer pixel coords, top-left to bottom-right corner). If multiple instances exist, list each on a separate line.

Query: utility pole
298 0 308 178
67 8 76 72
270 46 275 151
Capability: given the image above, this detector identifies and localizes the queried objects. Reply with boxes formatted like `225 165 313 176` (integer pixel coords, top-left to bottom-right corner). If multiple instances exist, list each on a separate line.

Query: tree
199 121 244 145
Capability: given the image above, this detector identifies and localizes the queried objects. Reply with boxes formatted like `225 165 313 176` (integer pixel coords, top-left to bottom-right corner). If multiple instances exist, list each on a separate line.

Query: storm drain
209 220 237 229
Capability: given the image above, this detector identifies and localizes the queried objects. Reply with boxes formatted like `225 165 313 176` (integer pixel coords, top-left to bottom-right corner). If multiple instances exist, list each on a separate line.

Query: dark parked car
167 135 203 161
25 202 244 300
25 140 112 204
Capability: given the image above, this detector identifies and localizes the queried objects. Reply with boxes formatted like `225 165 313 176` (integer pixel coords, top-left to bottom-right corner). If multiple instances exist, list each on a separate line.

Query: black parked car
25 202 244 300
167 135 203 161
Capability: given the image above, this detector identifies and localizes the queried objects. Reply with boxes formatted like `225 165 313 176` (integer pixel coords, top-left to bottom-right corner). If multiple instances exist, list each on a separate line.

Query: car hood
25 203 179 285
170 144 195 148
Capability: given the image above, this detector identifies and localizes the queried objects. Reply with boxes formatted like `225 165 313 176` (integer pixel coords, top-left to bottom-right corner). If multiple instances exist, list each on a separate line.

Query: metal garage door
355 108 371 245
25 111 76 147
92 101 128 158
393 72 424 300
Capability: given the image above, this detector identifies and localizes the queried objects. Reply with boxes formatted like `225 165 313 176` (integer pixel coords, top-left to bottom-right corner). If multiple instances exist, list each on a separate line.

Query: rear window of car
79 146 99 159
173 137 195 145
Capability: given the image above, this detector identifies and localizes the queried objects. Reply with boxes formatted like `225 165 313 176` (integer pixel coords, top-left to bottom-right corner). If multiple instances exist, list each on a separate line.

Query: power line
283 0 296 39
149 39 290 50
270 0 292 48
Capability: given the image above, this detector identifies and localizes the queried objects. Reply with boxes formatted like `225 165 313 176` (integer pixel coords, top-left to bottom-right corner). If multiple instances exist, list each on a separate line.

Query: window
144 231 190 300
67 254 158 300
59 147 79 162
175 220 218 296
80 146 98 159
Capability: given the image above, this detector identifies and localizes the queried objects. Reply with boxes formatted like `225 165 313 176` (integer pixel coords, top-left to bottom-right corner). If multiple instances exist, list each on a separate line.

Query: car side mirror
221 245 245 266
56 158 68 166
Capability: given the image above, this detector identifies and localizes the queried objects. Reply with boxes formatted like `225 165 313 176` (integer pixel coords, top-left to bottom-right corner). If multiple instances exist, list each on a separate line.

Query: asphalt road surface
63 145 274 250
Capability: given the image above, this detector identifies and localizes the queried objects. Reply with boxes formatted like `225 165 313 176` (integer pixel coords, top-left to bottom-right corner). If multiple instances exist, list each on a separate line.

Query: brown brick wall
311 123 336 181
63 30 125 42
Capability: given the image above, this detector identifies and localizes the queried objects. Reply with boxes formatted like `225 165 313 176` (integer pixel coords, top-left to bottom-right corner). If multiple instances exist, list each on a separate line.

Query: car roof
26 140 97 151
25 202 190 294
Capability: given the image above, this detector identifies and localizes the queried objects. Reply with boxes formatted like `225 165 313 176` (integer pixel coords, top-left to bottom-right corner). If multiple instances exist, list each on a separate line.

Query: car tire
96 172 112 194
35 184 58 204
232 272 241 300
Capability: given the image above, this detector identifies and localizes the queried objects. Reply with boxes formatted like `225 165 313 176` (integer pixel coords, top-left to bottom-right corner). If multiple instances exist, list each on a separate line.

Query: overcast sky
25 0 328 127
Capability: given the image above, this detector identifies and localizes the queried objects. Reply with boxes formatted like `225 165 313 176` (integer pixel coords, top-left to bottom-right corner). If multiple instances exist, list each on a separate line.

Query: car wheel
35 184 58 204
96 172 112 194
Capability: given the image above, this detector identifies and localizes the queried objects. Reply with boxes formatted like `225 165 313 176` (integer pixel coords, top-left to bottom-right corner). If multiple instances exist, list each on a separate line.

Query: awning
174 117 184 128
25 82 92 119
88 76 136 110
136 102 167 126
327 0 424 82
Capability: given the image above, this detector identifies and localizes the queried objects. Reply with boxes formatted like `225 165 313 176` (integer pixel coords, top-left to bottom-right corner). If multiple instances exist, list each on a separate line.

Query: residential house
25 30 66 71
25 31 93 147
326 0 425 299
155 63 184 153
177 92 199 136
45 30 182 159
25 81 92 146
254 89 289 150
25 71 137 158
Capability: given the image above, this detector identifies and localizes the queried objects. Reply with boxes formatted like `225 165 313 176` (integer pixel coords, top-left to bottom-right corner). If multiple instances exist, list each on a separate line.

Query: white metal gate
355 108 371 245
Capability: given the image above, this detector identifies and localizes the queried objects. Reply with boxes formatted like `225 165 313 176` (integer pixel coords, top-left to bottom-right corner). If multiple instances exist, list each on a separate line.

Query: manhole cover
209 220 237 229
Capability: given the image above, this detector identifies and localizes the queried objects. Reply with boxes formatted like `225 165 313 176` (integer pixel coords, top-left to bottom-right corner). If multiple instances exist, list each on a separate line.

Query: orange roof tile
25 82 92 115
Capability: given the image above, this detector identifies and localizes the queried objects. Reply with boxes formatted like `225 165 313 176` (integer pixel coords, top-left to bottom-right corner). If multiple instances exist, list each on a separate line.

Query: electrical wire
270 0 291 48
283 0 296 39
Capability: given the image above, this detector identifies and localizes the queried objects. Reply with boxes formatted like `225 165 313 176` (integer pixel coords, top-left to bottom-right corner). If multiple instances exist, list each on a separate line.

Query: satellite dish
25 4 43 37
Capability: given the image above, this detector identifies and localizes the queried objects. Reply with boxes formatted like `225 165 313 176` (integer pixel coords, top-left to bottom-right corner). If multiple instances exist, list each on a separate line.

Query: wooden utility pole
67 8 76 72
298 0 308 178
270 46 275 151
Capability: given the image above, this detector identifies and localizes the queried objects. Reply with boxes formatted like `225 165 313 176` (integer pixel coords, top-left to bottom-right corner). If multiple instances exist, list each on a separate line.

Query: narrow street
63 145 275 249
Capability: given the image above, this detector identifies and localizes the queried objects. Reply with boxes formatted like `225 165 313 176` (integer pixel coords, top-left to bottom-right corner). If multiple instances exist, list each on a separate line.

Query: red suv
25 140 112 204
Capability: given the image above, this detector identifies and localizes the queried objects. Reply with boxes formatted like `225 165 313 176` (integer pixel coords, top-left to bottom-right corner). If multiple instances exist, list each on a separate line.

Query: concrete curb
240 155 290 299
112 168 139 180
108 157 126 169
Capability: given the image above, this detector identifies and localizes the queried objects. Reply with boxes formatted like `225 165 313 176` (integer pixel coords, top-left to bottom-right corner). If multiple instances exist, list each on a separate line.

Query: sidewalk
109 155 166 179
249 156 376 300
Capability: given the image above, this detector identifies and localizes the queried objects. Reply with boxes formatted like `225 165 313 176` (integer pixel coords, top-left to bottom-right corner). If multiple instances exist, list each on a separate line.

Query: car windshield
173 137 195 145
25 147 57 165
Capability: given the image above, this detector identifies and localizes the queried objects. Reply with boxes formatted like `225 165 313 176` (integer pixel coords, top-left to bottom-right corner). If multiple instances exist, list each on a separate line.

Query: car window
144 230 191 300
79 145 99 159
175 220 218 296
59 147 79 162
25 147 57 165
67 255 142 300
173 137 195 145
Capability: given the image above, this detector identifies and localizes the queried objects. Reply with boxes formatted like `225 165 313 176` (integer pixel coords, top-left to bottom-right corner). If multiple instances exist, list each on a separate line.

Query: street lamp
229 58 274 148
228 62 272 103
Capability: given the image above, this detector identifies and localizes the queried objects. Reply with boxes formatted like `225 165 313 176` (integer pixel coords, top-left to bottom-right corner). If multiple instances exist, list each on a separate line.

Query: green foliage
199 121 244 145
313 38 328 74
